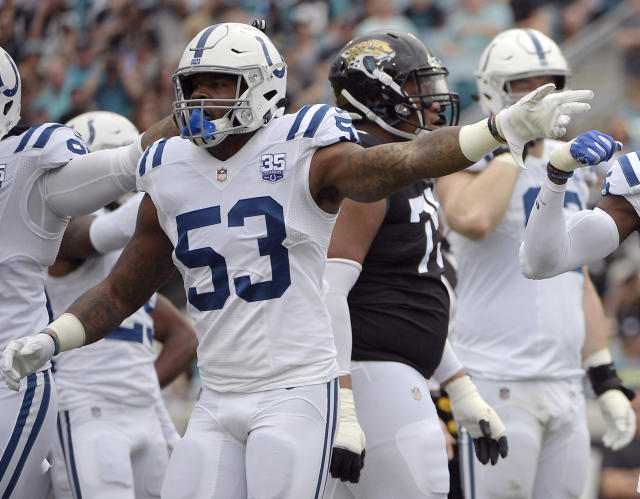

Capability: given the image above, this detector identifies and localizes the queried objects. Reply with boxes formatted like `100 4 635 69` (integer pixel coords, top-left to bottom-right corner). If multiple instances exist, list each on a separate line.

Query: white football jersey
602 151 640 215
0 124 88 352
46 194 161 408
449 139 594 380
137 104 359 392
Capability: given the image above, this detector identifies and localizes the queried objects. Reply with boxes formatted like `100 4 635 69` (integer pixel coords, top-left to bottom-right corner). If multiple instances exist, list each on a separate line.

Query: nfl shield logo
91 406 101 417
217 168 227 182
261 153 286 183
411 387 422 401
499 387 510 400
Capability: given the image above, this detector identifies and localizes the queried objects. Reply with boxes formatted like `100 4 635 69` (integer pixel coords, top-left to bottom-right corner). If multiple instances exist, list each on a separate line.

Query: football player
0 47 175 499
323 30 507 499
436 28 634 498
46 111 197 499
1 23 596 499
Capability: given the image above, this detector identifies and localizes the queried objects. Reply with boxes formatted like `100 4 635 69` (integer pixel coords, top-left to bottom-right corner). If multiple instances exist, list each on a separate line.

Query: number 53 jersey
137 105 359 393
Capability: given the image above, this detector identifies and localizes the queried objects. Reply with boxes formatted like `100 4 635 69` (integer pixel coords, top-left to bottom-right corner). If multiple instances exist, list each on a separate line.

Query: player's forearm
582 271 609 360
441 157 520 240
67 282 141 345
520 177 619 279
343 123 500 202
155 331 198 388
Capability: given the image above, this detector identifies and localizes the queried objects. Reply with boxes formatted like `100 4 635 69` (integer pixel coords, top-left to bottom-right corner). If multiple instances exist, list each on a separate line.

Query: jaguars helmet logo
341 39 396 78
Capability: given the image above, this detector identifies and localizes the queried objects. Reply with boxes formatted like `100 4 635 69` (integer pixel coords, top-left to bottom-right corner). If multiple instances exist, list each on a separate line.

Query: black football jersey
347 130 452 378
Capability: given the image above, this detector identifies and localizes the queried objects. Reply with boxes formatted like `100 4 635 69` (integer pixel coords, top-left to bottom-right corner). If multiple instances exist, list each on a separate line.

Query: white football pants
460 378 589 499
0 370 56 499
50 395 169 499
325 361 449 499
161 378 339 499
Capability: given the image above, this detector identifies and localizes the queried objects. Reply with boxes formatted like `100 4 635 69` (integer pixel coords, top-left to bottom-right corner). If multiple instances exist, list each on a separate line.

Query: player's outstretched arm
152 294 198 388
0 194 175 390
312 84 593 211
519 131 624 279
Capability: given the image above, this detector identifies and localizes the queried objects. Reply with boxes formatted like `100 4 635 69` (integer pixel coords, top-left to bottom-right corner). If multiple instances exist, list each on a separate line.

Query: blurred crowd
2 0 640 496
0 0 633 124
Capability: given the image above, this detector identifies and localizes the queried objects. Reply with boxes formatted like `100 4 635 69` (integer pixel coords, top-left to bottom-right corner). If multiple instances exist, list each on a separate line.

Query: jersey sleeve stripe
151 137 170 168
138 146 152 177
303 104 331 138
286 105 312 141
619 154 640 187
32 124 65 149
14 125 43 153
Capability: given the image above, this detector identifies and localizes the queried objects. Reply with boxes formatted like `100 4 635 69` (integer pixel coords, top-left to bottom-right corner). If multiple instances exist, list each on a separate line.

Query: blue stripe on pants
314 378 336 499
64 410 83 499
3 371 51 498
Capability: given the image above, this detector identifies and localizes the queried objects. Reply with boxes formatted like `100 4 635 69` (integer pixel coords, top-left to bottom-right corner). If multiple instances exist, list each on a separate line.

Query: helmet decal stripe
524 29 547 66
255 36 285 78
0 53 19 97
480 43 496 72
192 25 220 59
286 105 312 140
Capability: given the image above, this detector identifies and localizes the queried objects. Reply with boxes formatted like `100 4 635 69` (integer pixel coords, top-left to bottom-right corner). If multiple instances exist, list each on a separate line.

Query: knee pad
161 439 204 499
395 419 449 496
95 434 134 488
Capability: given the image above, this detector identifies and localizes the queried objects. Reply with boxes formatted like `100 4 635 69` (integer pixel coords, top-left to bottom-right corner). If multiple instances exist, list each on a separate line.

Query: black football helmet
329 30 460 139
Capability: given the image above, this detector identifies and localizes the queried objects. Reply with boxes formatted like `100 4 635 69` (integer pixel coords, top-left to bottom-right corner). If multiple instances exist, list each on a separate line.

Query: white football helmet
0 47 21 141
475 29 570 115
173 23 287 147
65 111 140 151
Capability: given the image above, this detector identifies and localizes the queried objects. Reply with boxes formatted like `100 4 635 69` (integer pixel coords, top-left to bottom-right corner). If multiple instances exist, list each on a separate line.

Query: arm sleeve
89 192 144 254
520 176 620 279
431 340 464 385
323 258 362 376
43 138 143 217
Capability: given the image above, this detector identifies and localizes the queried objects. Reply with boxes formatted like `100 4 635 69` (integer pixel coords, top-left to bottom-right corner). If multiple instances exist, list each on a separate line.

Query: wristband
38 328 60 355
547 162 573 180
587 363 635 400
487 115 506 144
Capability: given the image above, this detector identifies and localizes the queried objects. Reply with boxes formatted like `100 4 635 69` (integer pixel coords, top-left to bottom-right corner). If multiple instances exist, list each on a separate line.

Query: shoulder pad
282 105 360 147
14 123 88 169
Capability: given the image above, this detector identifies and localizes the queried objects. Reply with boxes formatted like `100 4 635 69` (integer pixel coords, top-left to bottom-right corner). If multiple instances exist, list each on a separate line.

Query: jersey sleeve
15 123 88 170
602 151 640 216
283 105 360 147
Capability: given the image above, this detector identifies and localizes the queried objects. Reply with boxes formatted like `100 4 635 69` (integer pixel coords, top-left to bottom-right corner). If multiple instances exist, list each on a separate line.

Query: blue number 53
175 196 291 311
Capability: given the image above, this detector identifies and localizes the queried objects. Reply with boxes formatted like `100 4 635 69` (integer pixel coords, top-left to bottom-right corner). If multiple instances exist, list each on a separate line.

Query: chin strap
340 89 418 140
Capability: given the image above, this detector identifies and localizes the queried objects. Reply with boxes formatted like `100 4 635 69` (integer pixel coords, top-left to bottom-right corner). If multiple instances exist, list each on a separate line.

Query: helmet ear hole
263 90 277 101
3 101 12 116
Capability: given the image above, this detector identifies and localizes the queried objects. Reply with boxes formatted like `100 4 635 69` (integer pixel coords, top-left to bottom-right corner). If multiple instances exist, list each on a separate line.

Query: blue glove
550 130 622 172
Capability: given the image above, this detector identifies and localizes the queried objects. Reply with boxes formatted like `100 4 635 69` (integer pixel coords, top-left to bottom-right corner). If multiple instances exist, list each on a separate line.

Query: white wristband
458 119 502 162
46 313 86 353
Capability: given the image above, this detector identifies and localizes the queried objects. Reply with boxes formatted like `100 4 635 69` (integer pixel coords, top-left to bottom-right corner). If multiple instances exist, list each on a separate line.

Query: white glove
598 389 636 451
330 387 366 483
0 334 55 391
548 130 622 173
496 83 594 169
446 375 508 465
